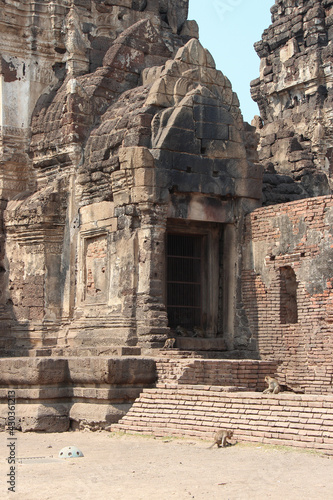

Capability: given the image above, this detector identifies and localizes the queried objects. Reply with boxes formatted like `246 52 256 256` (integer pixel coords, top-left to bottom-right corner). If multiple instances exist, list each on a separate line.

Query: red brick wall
156 359 278 391
114 385 333 455
242 195 333 393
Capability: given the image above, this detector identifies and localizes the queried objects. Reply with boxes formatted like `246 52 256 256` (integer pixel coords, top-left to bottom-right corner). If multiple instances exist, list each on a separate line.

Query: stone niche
0 3 261 354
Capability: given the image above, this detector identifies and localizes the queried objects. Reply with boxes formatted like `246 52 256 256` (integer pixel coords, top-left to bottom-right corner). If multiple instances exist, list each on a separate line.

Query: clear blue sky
188 0 273 123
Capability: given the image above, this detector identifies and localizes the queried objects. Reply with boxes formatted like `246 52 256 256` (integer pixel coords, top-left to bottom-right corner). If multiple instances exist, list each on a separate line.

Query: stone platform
173 337 227 352
0 356 156 431
0 346 142 358
0 356 278 432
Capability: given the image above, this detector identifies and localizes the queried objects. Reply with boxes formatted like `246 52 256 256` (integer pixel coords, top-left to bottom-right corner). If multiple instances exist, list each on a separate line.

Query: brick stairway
113 358 333 455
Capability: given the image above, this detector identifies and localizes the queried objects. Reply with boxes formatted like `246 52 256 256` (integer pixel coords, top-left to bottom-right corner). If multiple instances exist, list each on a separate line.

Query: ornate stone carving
0 1 259 353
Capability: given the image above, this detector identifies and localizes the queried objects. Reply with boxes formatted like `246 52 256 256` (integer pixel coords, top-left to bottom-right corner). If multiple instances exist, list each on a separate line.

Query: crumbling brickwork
156 359 278 390
242 195 333 393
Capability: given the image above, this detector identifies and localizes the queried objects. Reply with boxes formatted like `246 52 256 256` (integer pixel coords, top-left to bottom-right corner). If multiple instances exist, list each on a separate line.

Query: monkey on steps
163 338 176 349
263 375 305 394
263 376 281 394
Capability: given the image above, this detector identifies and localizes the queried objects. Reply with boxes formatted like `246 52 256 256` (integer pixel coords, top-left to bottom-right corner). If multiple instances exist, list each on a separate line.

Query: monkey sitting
193 326 205 338
175 325 188 337
208 429 234 449
263 376 304 394
163 338 175 349
263 376 281 394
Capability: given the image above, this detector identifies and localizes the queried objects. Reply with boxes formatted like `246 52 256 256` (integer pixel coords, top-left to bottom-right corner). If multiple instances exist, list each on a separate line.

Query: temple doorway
166 222 222 336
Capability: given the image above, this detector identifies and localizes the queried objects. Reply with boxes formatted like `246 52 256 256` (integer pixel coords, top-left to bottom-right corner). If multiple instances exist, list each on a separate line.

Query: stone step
68 317 136 329
154 358 278 391
154 349 200 358
155 349 236 359
175 337 227 351
0 346 142 357
112 385 333 455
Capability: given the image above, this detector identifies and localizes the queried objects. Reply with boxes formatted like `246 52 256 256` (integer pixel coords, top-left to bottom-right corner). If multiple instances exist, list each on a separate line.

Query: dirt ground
1 430 333 500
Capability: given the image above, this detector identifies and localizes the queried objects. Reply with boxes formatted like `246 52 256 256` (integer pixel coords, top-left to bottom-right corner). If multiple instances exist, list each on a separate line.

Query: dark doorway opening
166 233 203 330
280 266 298 324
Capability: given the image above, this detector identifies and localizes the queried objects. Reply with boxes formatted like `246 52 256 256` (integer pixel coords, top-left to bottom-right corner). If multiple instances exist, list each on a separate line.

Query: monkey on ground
263 376 281 394
163 338 175 349
208 429 234 449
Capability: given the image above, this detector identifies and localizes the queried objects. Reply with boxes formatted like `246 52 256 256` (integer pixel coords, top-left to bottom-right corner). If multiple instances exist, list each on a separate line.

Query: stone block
192 94 220 107
106 358 157 386
131 186 155 202
202 139 247 160
19 404 70 432
195 122 229 141
0 358 68 385
167 106 195 131
193 105 233 125
201 174 235 196
172 152 215 174
146 88 173 108
228 125 242 143
134 167 154 187
28 306 44 321
158 127 201 154
258 145 272 161
175 38 210 67
68 358 110 385
112 190 131 206
235 178 262 200
69 402 132 430
180 20 199 40
22 290 44 307
261 133 276 147
119 146 154 169
166 170 201 193
103 43 145 73
123 130 151 148
81 217 117 232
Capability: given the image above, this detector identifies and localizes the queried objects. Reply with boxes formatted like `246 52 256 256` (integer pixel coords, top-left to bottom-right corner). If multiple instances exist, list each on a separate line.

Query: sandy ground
1 430 333 500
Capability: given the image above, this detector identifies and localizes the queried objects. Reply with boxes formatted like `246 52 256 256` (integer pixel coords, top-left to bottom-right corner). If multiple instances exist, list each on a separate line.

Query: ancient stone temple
0 1 333 451
0 0 261 353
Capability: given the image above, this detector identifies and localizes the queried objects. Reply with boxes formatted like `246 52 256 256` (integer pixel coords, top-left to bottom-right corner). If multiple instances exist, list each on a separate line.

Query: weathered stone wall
64 35 261 349
0 1 261 352
0 0 196 349
242 195 333 393
251 0 333 204
0 0 195 199
0 356 157 431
